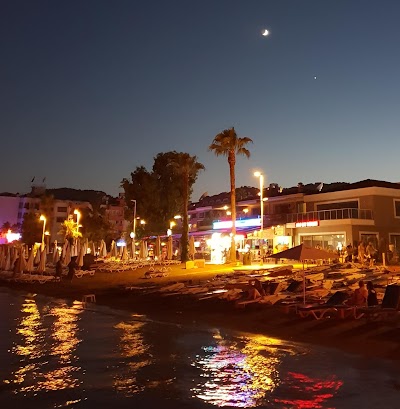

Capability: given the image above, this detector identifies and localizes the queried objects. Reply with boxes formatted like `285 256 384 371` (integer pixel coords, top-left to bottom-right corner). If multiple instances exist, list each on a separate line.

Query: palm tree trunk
180 172 189 262
229 152 236 263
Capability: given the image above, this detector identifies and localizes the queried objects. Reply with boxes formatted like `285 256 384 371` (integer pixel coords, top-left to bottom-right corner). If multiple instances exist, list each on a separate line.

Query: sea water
0 287 399 409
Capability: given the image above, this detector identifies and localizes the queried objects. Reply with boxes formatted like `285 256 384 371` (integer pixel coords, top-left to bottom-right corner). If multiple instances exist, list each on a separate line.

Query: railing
286 208 373 223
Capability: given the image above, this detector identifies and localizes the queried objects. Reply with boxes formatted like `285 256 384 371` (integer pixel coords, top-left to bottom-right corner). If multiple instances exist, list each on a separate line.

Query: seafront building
0 185 127 245
188 179 400 261
2 179 400 262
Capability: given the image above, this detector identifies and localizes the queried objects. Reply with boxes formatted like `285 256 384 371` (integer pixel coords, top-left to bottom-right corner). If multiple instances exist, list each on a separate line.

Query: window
56 217 64 223
360 233 378 248
57 206 68 212
394 200 400 218
316 201 358 211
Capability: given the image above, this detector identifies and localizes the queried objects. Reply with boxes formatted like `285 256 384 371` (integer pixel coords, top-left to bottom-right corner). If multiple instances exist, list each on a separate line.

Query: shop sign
213 218 261 230
295 221 319 227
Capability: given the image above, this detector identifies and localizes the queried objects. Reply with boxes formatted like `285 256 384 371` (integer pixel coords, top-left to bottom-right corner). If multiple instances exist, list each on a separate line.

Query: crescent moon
262 29 269 36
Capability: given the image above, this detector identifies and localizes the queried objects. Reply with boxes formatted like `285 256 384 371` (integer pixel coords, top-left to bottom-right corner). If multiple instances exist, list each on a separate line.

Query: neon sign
213 218 261 230
295 221 319 227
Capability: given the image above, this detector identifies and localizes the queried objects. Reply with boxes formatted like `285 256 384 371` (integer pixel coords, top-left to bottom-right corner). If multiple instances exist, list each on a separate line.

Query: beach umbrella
139 240 148 259
61 240 68 258
188 235 196 260
52 241 59 264
98 240 104 257
77 244 85 267
121 246 129 261
10 247 18 270
269 243 334 304
34 246 41 265
15 249 27 274
110 240 117 258
4 248 11 271
0 247 5 270
154 236 161 260
90 241 96 256
167 236 173 260
26 249 35 273
37 250 47 274
101 240 108 258
63 243 71 266
53 247 60 264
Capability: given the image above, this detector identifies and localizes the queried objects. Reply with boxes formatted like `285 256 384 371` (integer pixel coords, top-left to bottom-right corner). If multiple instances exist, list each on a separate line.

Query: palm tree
168 153 205 262
209 127 253 262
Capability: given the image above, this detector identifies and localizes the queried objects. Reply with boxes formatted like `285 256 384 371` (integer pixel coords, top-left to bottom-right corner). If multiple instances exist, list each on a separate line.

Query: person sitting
347 280 368 306
243 279 265 300
366 281 378 306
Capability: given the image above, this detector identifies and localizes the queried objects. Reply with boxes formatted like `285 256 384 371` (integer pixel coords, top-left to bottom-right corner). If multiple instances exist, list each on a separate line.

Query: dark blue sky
2 0 400 201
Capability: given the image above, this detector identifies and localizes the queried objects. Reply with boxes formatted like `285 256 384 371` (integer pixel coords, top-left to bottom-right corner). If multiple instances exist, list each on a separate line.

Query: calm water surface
0 287 399 409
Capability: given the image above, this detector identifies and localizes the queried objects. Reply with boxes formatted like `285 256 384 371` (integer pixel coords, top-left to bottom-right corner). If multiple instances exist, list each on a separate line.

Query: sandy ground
3 261 400 361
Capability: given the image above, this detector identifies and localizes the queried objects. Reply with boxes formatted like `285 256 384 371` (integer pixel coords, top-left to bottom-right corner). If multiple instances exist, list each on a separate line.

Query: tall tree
21 213 42 246
121 166 162 235
79 207 113 244
168 153 205 262
209 127 253 262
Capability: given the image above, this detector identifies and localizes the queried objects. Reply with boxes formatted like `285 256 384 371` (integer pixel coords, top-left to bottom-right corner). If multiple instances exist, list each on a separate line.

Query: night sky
2 1 400 201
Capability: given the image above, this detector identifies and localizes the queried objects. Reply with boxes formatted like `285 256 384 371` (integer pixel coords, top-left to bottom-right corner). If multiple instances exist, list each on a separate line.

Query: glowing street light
170 220 176 230
39 215 46 251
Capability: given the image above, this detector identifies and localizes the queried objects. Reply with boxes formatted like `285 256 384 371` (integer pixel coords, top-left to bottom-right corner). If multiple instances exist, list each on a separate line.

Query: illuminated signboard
213 218 261 230
295 221 319 227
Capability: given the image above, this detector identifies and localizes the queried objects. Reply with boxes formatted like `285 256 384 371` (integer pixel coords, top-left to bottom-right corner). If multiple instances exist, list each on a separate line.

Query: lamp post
254 171 265 262
39 215 46 251
131 200 137 240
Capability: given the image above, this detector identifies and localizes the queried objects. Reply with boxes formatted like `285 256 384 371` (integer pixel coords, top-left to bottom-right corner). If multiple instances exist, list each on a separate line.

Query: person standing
358 241 366 264
67 257 77 281
365 242 377 267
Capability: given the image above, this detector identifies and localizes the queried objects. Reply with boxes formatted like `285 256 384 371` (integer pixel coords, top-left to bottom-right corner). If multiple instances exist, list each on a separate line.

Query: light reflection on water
113 321 152 395
190 331 343 407
1 289 400 408
6 297 82 396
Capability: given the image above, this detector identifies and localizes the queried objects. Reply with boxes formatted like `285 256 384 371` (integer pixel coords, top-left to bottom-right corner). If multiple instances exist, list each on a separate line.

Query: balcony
263 213 288 227
286 208 373 223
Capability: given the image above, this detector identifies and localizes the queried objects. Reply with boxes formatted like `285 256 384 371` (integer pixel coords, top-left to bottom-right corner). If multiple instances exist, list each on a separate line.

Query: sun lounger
296 291 349 320
354 284 400 321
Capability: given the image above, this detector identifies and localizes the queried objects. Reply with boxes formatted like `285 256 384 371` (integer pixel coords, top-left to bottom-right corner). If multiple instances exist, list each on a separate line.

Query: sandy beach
2 261 400 362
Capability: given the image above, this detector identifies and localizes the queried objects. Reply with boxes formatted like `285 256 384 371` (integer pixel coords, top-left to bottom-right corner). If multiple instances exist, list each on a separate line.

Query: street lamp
170 220 176 230
254 171 265 261
39 215 46 251
73 209 81 235
131 200 137 240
